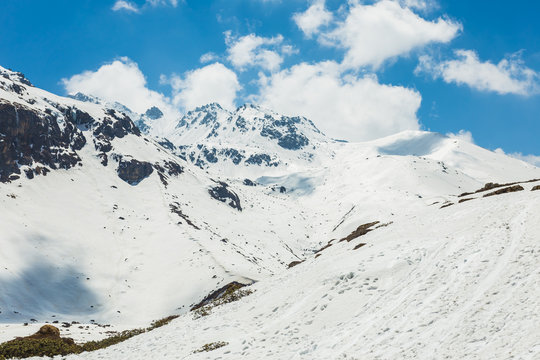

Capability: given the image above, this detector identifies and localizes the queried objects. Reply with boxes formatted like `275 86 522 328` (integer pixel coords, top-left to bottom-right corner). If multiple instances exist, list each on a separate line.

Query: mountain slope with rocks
1 65 539 359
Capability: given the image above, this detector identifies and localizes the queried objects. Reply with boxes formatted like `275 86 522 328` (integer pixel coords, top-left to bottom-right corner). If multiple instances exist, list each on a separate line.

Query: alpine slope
1 65 539 359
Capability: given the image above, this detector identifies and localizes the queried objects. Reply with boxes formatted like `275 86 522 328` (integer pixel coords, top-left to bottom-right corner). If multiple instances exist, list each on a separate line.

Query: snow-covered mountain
1 65 540 359
70 95 337 177
163 103 334 176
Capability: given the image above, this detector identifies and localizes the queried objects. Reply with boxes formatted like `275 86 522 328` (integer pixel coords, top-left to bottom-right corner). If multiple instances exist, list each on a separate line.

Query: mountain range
1 65 539 359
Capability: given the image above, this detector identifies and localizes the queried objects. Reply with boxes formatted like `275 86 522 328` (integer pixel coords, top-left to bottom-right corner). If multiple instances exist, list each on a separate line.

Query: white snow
1 65 539 359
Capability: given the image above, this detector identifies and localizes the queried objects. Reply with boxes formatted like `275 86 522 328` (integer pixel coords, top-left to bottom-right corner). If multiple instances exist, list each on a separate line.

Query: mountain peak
144 106 164 120
0 66 33 87
164 102 332 175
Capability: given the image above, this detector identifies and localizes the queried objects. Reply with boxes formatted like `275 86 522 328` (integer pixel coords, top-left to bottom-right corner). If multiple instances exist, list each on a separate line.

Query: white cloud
225 32 291 72
146 0 178 7
200 52 219 63
62 57 172 114
112 0 139 12
416 50 539 96
164 62 241 111
494 149 540 168
112 0 178 13
256 61 421 141
320 0 461 69
400 0 438 12
293 0 333 38
447 129 474 143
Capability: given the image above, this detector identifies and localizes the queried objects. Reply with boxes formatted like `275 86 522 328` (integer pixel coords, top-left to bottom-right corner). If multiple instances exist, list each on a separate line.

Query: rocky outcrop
208 181 242 211
117 159 154 185
153 160 183 186
0 101 87 182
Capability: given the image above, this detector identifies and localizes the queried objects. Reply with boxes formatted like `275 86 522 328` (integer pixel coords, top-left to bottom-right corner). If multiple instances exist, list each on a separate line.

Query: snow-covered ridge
162 102 334 174
69 91 335 175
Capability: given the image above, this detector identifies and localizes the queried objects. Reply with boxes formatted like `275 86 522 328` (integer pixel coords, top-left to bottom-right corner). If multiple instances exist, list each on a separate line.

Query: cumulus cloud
416 50 539 96
225 32 292 72
62 57 172 114
112 0 139 12
164 62 241 111
256 61 421 141
319 0 461 69
494 149 540 167
293 0 333 38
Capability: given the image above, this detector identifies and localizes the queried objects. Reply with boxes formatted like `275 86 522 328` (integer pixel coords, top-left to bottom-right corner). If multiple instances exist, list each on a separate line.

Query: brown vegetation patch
0 315 181 359
287 260 304 269
191 282 253 318
459 179 540 197
339 221 380 243
483 185 524 197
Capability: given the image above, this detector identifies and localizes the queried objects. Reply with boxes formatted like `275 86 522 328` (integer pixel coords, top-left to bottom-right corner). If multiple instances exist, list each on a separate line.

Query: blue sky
1 0 539 160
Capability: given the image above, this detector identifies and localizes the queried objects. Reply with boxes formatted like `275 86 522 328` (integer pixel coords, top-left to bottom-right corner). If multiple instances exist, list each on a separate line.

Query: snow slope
1 65 540 359
61 180 540 359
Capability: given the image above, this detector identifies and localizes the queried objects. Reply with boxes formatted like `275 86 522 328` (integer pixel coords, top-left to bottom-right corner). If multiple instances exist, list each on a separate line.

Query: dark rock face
278 133 309 150
144 106 163 120
153 160 183 186
243 179 256 186
208 181 242 211
93 110 140 140
93 110 141 162
117 159 154 185
158 138 176 151
259 114 311 150
182 146 248 169
245 154 279 167
0 101 87 182
170 202 199 230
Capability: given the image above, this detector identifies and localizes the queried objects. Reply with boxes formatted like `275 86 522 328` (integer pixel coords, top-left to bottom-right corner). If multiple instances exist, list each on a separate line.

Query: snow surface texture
1 65 540 359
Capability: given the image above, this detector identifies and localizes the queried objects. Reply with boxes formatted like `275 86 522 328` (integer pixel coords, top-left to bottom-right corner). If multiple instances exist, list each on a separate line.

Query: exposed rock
208 181 242 211
170 202 200 230
117 159 154 185
154 160 183 186
191 281 248 311
278 133 309 150
243 179 256 186
0 101 85 182
245 153 279 167
144 106 163 120
158 138 176 151
532 185 540 191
